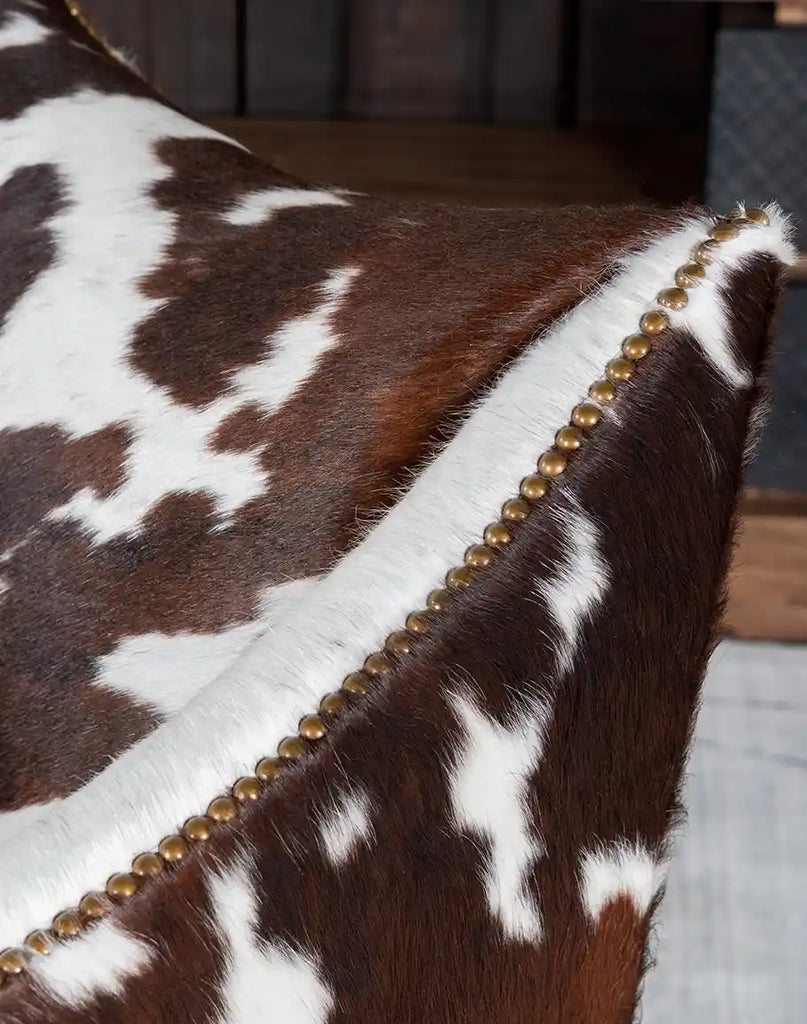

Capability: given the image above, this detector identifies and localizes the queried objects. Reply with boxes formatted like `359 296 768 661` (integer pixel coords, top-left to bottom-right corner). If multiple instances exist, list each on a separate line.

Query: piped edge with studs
0 206 772 988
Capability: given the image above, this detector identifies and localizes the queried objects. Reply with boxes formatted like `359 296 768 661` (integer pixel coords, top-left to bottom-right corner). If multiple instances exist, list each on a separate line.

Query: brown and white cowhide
0 2 796 1022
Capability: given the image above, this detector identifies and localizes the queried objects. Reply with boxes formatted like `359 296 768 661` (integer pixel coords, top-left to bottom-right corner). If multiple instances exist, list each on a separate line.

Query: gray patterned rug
643 639 806 1022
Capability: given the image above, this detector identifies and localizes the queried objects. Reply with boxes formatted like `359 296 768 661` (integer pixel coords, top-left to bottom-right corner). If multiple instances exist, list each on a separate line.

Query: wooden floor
211 117 706 208
210 118 807 642
729 493 807 642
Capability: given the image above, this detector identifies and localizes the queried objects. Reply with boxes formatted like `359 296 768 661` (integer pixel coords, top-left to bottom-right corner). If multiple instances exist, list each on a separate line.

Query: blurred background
78 1 806 1020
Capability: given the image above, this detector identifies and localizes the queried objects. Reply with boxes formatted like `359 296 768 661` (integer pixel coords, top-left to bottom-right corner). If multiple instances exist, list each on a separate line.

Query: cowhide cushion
0 2 796 1022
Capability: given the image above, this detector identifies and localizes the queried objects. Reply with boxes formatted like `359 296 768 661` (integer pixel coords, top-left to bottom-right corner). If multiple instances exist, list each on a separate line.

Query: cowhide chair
0 2 796 1021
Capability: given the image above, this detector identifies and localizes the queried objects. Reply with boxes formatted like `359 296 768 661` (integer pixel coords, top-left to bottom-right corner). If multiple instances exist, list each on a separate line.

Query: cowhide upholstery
0 2 796 1022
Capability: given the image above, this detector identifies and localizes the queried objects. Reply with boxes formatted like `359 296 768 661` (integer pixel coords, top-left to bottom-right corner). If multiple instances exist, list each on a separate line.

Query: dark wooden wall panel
246 0 344 116
345 0 489 119
577 0 714 128
490 0 565 122
60 1 719 126
78 0 237 113
79 0 151 70
150 1 237 113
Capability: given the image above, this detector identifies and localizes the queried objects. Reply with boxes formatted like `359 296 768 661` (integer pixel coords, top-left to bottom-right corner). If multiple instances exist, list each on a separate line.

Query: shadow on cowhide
0 2 796 1022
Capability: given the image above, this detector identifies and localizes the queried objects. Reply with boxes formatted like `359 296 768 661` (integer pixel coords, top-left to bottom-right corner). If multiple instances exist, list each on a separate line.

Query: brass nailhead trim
24 931 52 956
132 852 164 878
555 426 583 451
588 379 615 404
385 629 413 653
319 692 349 716
106 872 138 899
183 816 213 842
709 221 740 242
78 892 111 921
446 566 474 589
537 450 568 477
51 912 82 939
674 262 705 288
207 796 238 821
657 286 688 310
464 543 492 567
299 715 327 741
501 497 531 522
622 334 651 361
65 1 104 43
0 948 26 974
158 835 189 863
405 610 430 633
4 208 766 981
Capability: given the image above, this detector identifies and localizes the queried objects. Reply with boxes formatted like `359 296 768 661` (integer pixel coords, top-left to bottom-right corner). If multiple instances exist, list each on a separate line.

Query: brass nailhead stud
427 588 452 611
277 736 308 759
555 425 583 451
519 474 550 500
183 816 212 842
571 403 602 428
639 310 670 335
694 239 719 264
675 262 706 288
299 714 327 740
132 852 164 878
25 931 52 956
501 497 531 522
405 610 430 633
255 756 284 781
158 834 189 862
106 872 138 899
606 357 635 383
52 911 82 938
207 795 238 821
657 286 688 310
622 334 651 360
342 671 368 694
78 892 111 920
446 566 473 588
483 522 512 547
0 948 26 974
464 544 492 568
745 207 769 225
537 451 567 477
364 651 392 677
385 629 413 654
588 379 615 404
709 221 740 242
319 691 348 716
232 776 262 801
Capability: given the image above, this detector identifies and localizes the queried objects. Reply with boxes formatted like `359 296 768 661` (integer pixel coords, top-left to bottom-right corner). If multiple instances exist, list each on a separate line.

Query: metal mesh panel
708 28 807 247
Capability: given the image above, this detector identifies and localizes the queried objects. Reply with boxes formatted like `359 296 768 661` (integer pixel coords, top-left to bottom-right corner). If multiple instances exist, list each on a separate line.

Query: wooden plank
209 117 702 207
577 0 714 128
150 1 237 113
245 0 343 116
345 0 488 119
490 0 565 123
744 487 807 517
725 513 807 642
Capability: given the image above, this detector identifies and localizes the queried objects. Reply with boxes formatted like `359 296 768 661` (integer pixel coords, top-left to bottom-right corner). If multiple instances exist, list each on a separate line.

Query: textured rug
644 639 807 1022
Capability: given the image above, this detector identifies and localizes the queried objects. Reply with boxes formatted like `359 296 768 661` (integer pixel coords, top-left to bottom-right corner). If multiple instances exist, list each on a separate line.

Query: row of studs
0 207 770 986
65 1 103 45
